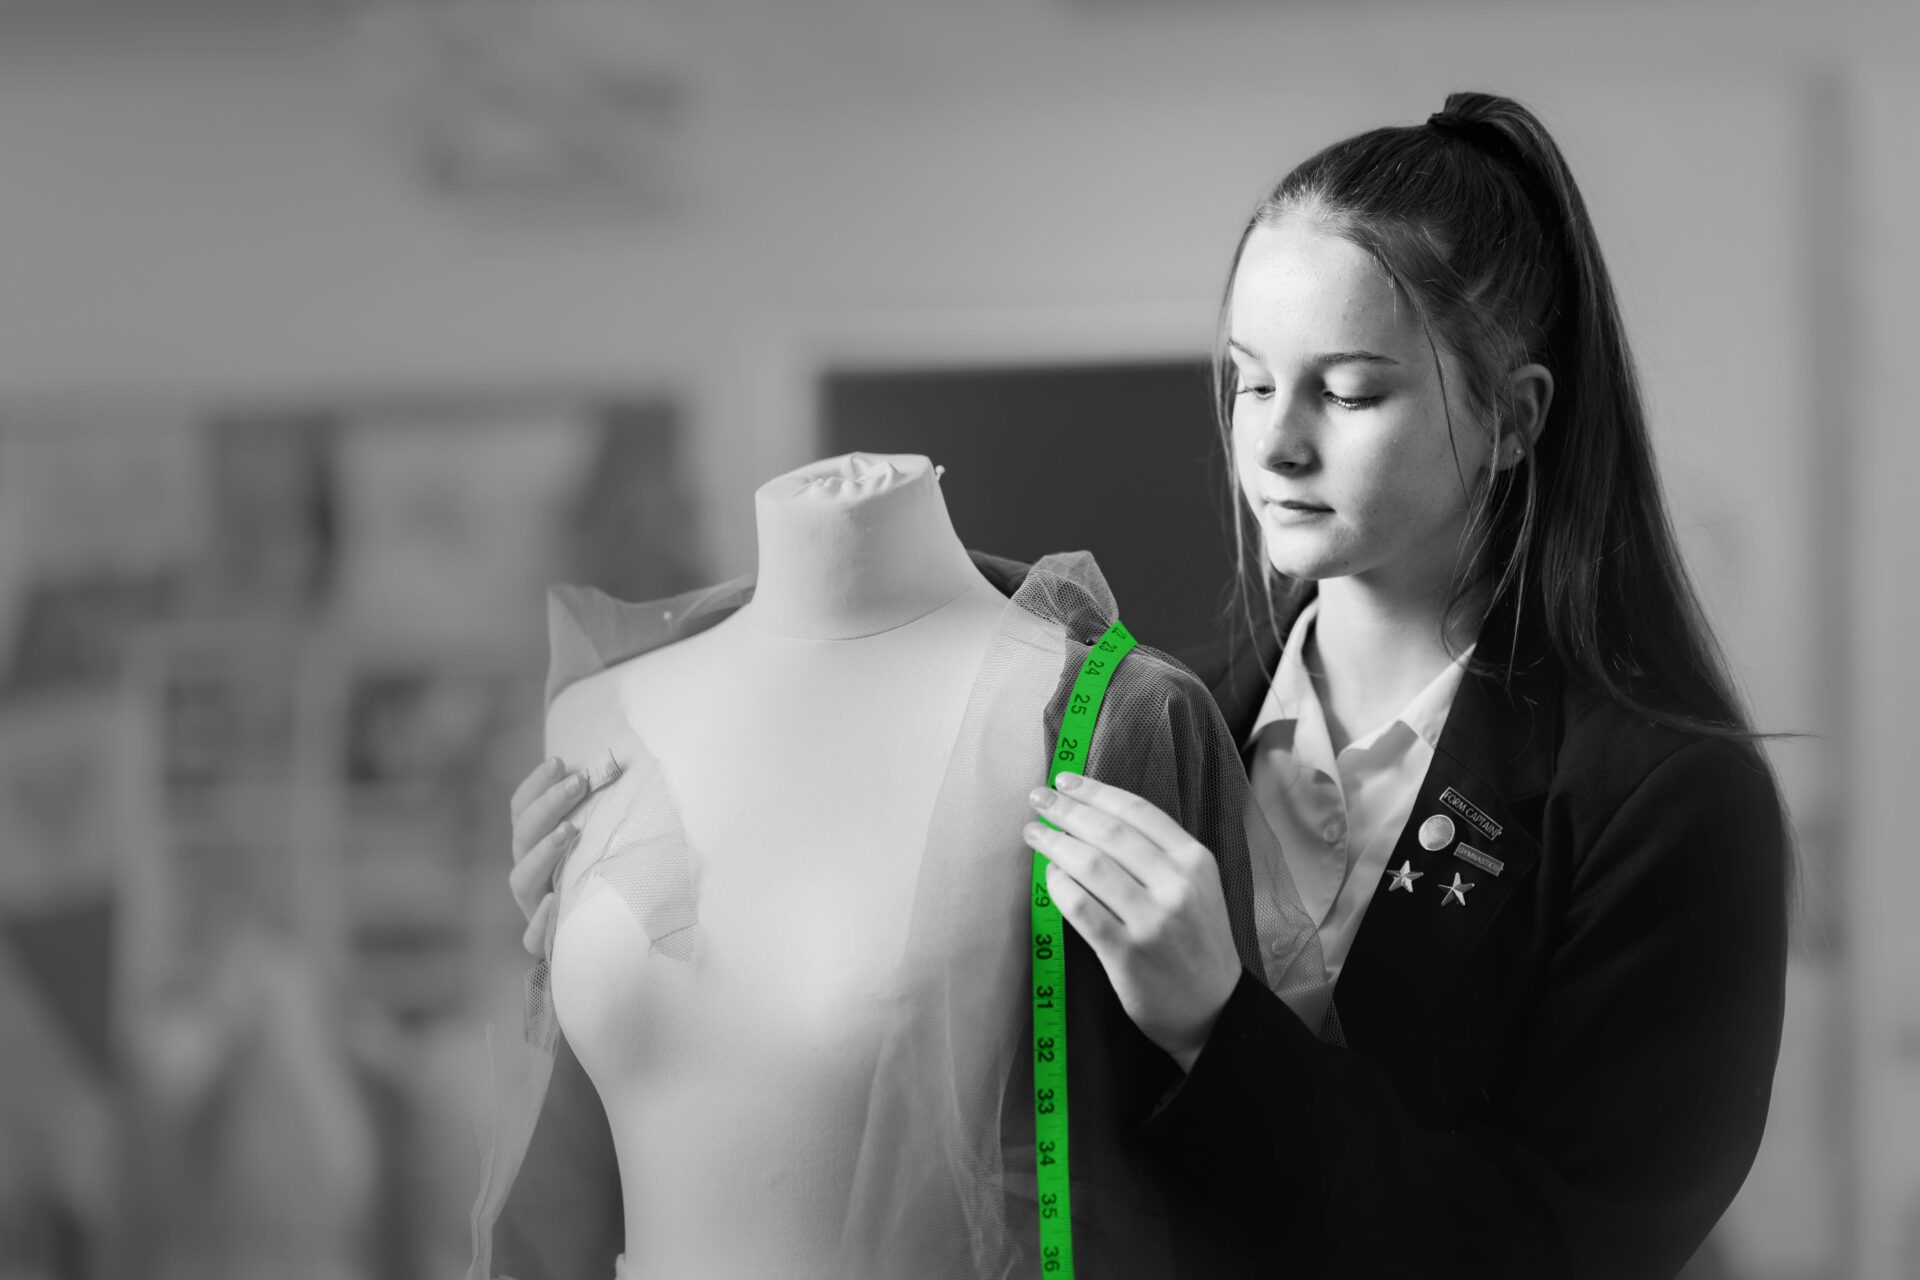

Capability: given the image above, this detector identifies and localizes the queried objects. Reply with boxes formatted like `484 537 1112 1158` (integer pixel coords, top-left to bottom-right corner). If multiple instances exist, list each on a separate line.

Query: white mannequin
543 452 1008 1280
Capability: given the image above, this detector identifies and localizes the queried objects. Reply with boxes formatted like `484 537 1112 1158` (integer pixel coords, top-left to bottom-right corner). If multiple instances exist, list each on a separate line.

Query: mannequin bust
542 452 1008 1280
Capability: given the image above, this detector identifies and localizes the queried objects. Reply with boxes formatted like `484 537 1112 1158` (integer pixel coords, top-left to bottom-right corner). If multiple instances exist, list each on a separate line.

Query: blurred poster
568 399 705 604
203 411 337 613
333 653 528 1022
332 398 598 649
0 695 121 911
117 623 306 998
355 0 694 221
0 416 204 695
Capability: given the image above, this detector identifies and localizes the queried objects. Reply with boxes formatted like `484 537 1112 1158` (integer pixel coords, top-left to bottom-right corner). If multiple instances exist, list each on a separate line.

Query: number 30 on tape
1029 618 1135 1279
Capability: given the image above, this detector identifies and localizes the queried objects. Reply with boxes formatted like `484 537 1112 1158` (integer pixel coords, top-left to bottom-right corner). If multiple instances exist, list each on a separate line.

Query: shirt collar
1394 643 1474 750
1244 598 1319 751
1242 598 1475 754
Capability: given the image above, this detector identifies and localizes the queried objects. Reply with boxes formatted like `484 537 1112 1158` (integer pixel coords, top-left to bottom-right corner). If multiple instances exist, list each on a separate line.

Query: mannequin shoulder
546 664 631 765
545 624 734 756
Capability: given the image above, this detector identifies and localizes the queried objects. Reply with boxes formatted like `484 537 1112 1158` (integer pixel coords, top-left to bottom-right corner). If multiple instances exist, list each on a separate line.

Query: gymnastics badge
1452 844 1505 877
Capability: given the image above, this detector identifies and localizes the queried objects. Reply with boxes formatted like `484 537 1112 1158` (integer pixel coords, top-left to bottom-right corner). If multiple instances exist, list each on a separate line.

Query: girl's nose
1257 398 1316 474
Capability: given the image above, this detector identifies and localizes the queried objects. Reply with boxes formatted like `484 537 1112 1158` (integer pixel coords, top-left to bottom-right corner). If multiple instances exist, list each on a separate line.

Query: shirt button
1269 937 1287 957
1323 819 1345 844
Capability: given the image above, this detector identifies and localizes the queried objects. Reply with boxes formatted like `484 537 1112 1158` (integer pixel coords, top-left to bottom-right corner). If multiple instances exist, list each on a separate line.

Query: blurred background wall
0 1 1911 1277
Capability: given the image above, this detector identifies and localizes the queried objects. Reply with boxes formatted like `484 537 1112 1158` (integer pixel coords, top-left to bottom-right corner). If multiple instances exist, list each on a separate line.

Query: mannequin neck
741 453 990 640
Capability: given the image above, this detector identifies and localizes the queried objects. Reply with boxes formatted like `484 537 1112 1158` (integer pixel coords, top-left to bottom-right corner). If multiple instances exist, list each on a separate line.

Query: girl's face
1228 215 1496 598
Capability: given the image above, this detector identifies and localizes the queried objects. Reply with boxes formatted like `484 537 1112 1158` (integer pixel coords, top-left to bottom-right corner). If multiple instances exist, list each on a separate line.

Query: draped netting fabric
467 550 1335 1280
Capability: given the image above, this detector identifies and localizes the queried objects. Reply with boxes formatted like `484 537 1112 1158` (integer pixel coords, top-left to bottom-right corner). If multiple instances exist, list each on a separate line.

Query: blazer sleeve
1138 737 1790 1280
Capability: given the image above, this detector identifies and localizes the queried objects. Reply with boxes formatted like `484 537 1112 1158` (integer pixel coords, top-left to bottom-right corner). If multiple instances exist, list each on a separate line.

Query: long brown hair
1215 90 1757 741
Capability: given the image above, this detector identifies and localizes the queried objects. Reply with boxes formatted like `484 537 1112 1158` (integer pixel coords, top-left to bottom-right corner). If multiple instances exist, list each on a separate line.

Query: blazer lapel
1199 587 1562 1047
1330 635 1559 1049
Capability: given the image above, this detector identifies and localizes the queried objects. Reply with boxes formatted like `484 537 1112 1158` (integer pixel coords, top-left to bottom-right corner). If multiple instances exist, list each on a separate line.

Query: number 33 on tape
1029 618 1135 1278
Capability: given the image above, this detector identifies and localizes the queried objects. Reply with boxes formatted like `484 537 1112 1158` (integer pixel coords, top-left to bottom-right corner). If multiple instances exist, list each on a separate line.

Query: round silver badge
1418 814 1456 852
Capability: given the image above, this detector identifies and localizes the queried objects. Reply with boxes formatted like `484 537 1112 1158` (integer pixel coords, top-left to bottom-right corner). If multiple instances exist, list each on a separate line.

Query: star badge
1439 873 1473 907
1388 860 1423 893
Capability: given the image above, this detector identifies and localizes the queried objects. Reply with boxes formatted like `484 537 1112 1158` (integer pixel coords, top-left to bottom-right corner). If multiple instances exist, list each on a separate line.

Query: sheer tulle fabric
468 551 1334 1280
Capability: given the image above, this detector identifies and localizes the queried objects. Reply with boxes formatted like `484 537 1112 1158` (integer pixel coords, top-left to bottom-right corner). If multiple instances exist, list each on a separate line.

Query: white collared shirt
1244 600 1473 985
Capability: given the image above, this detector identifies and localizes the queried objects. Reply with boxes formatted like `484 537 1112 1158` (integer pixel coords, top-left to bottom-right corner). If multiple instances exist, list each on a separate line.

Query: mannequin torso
543 454 1006 1279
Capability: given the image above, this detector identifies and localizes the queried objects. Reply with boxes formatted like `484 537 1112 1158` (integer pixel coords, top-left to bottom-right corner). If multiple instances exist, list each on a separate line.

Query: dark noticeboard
821 360 1239 670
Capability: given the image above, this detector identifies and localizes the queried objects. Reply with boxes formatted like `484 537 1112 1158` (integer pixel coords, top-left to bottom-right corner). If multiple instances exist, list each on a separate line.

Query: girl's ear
1493 362 1554 472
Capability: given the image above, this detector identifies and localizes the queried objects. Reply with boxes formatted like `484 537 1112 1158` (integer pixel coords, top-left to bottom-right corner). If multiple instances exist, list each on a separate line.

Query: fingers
1027 777 1199 900
509 819 580 921
1026 819 1150 920
1029 774 1243 1068
521 894 555 958
1052 772 1200 861
510 757 567 821
513 769 590 862
1043 860 1123 953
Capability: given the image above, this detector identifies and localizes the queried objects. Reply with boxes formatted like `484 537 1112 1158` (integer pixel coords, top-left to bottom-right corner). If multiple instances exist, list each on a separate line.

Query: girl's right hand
507 758 589 957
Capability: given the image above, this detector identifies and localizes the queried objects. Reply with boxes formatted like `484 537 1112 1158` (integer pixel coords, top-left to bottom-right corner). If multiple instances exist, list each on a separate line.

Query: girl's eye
1324 391 1381 411
1235 384 1274 401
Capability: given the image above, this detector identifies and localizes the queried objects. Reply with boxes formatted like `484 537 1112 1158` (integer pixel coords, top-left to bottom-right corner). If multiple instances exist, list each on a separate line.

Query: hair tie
1427 111 1526 168
1425 110 1561 238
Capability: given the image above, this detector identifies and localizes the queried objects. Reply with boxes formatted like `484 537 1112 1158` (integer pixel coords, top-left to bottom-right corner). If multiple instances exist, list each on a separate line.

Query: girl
506 91 1788 1278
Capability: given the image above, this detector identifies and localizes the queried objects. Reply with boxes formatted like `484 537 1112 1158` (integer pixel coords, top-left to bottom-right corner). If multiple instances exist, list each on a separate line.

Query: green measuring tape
1029 617 1137 1279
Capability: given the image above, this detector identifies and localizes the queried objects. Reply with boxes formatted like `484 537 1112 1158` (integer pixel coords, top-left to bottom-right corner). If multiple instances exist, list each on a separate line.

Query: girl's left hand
1023 771 1244 1072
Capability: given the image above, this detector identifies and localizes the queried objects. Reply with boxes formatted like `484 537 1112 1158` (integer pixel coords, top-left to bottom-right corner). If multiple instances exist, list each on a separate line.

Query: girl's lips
1264 500 1331 523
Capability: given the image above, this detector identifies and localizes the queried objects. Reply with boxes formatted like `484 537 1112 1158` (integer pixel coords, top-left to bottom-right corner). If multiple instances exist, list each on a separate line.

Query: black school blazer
1145 591 1791 1280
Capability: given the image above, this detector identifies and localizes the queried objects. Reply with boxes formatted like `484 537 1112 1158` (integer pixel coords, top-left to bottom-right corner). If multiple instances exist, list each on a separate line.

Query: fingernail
557 820 577 843
1055 772 1083 793
1028 786 1056 812
567 773 587 796
1023 821 1047 846
590 749 623 788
